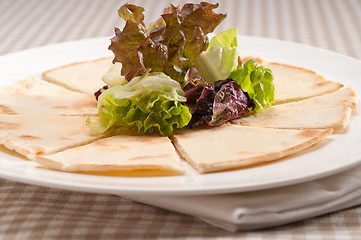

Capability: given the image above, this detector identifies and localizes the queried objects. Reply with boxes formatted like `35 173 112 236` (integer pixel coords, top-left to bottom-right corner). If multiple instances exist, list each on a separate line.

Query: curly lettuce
87 73 191 136
109 3 226 83
229 59 275 112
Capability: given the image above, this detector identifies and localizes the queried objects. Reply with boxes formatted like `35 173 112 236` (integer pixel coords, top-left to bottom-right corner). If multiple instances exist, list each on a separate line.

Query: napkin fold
124 165 361 232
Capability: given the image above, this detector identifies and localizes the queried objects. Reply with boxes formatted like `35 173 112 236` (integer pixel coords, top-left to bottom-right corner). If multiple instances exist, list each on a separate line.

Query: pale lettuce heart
195 46 238 84
101 62 127 87
208 27 238 49
194 27 239 83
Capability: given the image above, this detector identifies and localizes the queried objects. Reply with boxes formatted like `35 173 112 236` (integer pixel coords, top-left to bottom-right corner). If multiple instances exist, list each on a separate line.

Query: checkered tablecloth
1 0 361 239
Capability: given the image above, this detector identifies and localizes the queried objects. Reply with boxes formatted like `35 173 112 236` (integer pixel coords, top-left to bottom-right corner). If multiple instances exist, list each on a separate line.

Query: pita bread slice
263 62 344 104
42 57 113 95
0 76 97 116
232 87 357 132
35 135 184 175
171 124 332 173
0 115 103 159
240 57 343 104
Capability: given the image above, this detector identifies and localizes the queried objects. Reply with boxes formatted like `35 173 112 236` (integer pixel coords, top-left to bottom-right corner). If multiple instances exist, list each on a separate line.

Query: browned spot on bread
0 121 19 130
237 150 251 155
34 95 46 100
30 146 46 155
74 99 97 110
316 81 333 87
92 139 131 151
92 139 110 147
19 135 41 140
129 153 172 161
53 98 96 112
57 136 72 141
297 129 319 138
0 105 16 114
105 145 131 151
297 129 333 138
52 105 68 109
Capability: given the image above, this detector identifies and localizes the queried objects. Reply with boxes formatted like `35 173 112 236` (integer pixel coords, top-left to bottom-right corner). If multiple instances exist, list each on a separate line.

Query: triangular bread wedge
41 57 113 95
35 135 184 175
171 125 332 173
264 62 343 104
0 115 103 159
240 57 343 104
232 87 357 131
0 76 97 116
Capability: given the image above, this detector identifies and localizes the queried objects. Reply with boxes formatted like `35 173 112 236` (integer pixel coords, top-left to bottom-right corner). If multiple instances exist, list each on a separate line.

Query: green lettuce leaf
87 72 191 136
207 27 238 49
194 28 239 83
109 3 226 83
229 59 275 112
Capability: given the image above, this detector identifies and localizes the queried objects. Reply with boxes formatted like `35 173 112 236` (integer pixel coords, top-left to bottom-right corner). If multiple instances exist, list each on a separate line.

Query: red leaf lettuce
109 2 226 83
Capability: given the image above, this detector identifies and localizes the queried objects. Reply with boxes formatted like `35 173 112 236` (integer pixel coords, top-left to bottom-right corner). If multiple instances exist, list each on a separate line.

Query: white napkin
124 165 361 232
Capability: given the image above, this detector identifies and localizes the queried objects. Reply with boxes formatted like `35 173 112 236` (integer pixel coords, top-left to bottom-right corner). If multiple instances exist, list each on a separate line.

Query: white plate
0 36 360 196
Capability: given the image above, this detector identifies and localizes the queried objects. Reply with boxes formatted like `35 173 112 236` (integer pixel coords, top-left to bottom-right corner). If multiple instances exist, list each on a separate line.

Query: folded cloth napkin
124 165 361 232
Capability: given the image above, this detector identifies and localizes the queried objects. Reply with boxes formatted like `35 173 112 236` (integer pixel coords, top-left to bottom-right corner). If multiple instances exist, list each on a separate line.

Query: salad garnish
88 2 275 136
109 2 226 83
88 72 191 136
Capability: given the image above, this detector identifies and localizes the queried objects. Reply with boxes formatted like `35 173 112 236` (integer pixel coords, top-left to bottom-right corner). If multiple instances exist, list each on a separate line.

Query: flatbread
171 124 332 173
264 62 344 104
0 115 103 159
0 56 354 175
41 57 113 95
35 135 184 175
0 76 97 116
232 87 357 131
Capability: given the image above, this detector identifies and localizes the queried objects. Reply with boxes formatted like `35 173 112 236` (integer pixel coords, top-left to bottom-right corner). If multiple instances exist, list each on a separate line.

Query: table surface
1 0 361 239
